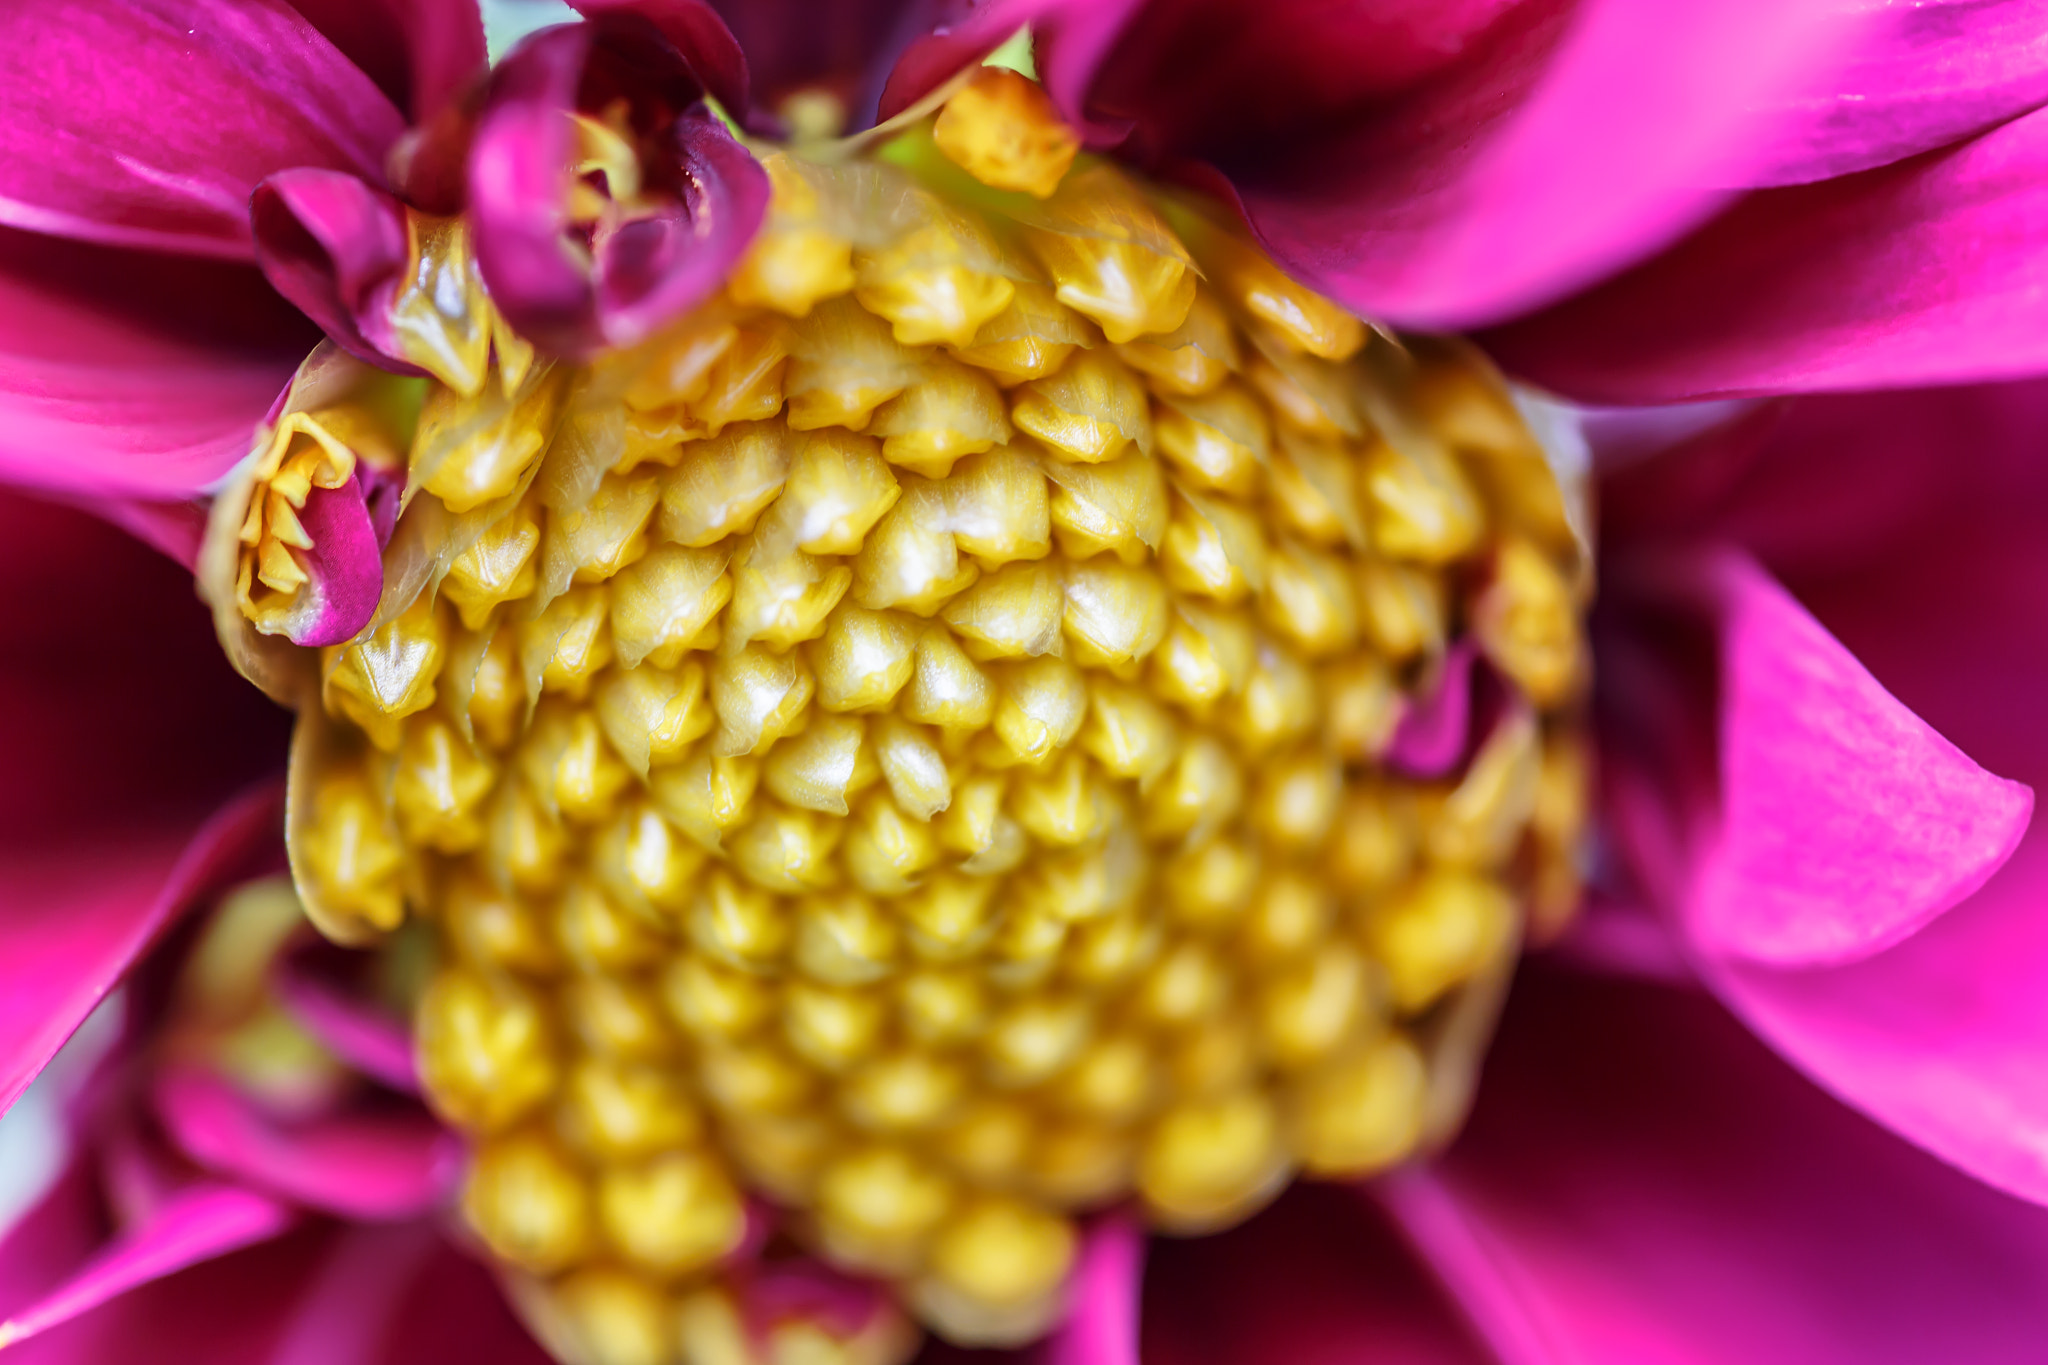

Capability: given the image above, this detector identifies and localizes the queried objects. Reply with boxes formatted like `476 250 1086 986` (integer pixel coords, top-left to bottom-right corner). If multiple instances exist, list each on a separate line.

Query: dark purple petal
286 0 489 123
712 0 946 129
0 227 316 500
1482 106 2048 402
1750 0 2048 185
0 0 403 261
570 0 752 117
1139 1183 1487 1364
151 1066 460 1221
470 23 769 355
1385 968 2048 1363
251 169 418 374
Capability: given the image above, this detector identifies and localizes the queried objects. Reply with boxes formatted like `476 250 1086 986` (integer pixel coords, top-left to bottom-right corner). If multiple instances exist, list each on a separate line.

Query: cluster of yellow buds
231 65 1591 1365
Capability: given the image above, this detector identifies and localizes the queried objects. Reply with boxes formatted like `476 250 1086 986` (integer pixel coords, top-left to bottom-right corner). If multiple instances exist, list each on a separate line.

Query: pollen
219 61 1593 1365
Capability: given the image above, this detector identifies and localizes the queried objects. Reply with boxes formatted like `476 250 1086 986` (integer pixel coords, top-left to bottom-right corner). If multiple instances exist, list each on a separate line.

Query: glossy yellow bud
1117 286 1238 397
897 872 1002 960
594 664 715 778
842 792 943 895
1239 869 1336 965
659 421 793 548
709 644 815 755
1010 350 1151 463
466 624 526 750
1250 748 1342 852
1220 639 1317 756
816 1147 955 1274
937 1098 1034 1183
547 1267 675 1365
323 593 445 748
1051 1031 1155 1123
1268 429 1366 549
1062 557 1169 669
1323 653 1400 761
1028 1119 1134 1211
902 627 995 730
662 952 778 1041
561 973 676 1063
1355 557 1447 660
727 801 844 893
688 324 789 436
942 560 1064 660
557 875 670 973
1290 1034 1427 1177
1154 383 1269 495
946 444 1052 566
785 980 889 1072
1474 536 1581 707
951 281 1094 384
1244 351 1352 439
600 1151 746 1276
983 993 1092 1088
462 1130 591 1273
855 190 1017 349
842 1049 968 1133
297 764 407 935
933 68 1080 197
490 776 572 895
1160 835 1258 932
915 1197 1076 1348
1079 675 1178 783
650 748 761 849
608 545 731 671
1042 449 1168 563
558 1057 703 1162
414 365 561 513
933 773 1023 872
868 356 1014 477
417 968 557 1131
787 297 923 431
521 586 613 700
1363 436 1485 564
1366 868 1516 1013
1427 709 1541 870
852 481 979 615
1258 941 1372 1070
729 152 857 317
444 497 541 628
1191 222 1365 361
1135 939 1232 1031
897 968 989 1047
871 714 952 819
765 713 875 815
1022 163 1195 343
444 870 561 976
1146 602 1256 711
724 544 851 654
550 472 660 588
1137 1090 1286 1233
1168 1016 1259 1099
698 1038 816 1117
1141 733 1244 843
990 654 1088 764
688 868 793 969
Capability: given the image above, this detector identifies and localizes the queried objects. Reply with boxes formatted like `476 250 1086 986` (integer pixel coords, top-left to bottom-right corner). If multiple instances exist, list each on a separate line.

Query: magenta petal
470 24 769 355
1484 106 2048 402
1383 970 2048 1364
1044 1212 1142 1365
0 787 282 1118
252 169 417 373
1751 0 2048 185
152 1066 459 1221
0 228 314 500
1384 641 1479 778
1140 1184 1485 1365
0 1180 296 1349
1678 550 2031 966
272 470 390 648
0 0 402 261
274 945 421 1095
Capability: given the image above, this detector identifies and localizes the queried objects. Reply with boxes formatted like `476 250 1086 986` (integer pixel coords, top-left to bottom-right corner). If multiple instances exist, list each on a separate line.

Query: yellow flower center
213 63 1591 1364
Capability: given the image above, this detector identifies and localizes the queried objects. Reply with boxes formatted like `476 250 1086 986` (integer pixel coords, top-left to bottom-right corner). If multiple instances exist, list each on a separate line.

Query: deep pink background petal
287 0 488 123
1484 106 2048 401
1385 968 2048 1364
0 0 401 261
0 492 292 1115
1599 381 2048 1206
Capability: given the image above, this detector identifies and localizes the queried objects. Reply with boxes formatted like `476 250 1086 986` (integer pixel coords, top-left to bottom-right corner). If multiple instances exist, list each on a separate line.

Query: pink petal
1598 381 2048 1205
1751 0 2048 185
1483 106 2048 401
0 0 402 261
1385 641 1480 778
0 492 292 1112
1674 550 2030 966
1139 1184 1487 1365
0 1179 296 1350
151 1065 459 1221
1380 969 2048 1364
705 0 931 128
273 943 421 1095
0 226 315 500
1043 1212 1143 1365
251 169 417 374
469 23 770 355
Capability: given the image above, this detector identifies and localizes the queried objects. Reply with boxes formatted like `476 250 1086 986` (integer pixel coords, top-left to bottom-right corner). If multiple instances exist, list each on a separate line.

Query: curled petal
1750 0 2048 185
0 1168 296 1350
274 943 420 1094
569 0 752 117
151 1066 460 1221
0 0 401 260
1385 641 1480 779
469 22 771 355
1483 107 2048 402
1045 1212 1143 1365
251 170 417 373
1382 969 2048 1364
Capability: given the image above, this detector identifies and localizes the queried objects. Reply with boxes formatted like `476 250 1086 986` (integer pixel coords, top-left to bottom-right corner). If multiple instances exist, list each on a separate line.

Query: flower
4 1 2048 1362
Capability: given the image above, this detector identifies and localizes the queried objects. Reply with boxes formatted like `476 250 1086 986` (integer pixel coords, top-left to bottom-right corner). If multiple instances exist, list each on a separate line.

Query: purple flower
4 2 2048 1363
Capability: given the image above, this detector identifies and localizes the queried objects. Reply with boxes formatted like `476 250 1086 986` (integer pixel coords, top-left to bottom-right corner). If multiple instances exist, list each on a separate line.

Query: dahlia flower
3 1 2048 1362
